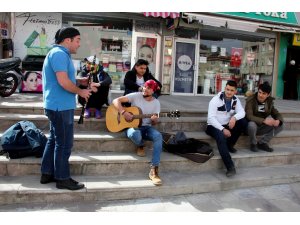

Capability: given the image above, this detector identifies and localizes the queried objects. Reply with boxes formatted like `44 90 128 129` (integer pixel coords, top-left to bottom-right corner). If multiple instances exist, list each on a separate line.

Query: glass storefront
197 30 275 95
73 25 132 91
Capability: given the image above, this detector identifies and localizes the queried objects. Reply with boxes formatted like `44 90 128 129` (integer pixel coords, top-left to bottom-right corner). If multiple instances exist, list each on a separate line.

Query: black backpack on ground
162 131 214 163
0 120 47 159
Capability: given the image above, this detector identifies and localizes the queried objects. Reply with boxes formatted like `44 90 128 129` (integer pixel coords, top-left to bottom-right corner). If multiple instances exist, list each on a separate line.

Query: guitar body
106 105 142 132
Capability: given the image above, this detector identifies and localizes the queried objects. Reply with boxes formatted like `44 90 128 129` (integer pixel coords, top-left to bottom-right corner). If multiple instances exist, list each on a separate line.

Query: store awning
143 12 180 19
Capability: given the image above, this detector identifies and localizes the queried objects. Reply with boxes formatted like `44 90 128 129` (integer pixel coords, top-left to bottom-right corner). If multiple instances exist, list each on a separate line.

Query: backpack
0 121 47 159
162 131 214 163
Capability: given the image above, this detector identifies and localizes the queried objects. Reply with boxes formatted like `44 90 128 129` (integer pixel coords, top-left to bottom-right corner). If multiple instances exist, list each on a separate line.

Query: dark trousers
206 118 248 170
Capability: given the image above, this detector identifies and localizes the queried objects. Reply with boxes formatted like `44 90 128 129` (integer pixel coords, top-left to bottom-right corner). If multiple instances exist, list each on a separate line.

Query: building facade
2 12 300 99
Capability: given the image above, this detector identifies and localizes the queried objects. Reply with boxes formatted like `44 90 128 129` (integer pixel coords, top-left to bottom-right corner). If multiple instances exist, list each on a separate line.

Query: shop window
73 26 132 91
197 31 275 95
101 39 123 52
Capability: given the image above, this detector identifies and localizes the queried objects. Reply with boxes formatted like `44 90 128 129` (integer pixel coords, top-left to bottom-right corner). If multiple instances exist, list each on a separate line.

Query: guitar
106 105 180 132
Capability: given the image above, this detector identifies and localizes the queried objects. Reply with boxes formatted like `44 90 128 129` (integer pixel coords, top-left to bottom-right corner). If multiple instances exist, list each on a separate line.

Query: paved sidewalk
0 182 300 211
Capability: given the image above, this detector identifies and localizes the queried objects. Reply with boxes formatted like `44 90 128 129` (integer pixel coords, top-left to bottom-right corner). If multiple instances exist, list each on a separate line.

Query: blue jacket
1 121 47 158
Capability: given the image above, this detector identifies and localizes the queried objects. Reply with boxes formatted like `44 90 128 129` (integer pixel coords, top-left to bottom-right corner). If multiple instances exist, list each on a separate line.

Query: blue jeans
125 126 162 166
206 118 247 170
41 109 74 180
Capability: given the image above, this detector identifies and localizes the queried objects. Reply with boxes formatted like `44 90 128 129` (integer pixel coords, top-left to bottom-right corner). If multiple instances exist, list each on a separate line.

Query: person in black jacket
77 56 112 119
123 59 162 98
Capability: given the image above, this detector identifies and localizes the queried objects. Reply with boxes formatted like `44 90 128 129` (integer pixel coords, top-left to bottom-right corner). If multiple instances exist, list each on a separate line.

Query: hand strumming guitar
122 111 133 122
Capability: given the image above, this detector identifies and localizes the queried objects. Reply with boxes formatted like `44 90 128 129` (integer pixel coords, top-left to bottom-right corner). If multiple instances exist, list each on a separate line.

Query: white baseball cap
84 56 99 64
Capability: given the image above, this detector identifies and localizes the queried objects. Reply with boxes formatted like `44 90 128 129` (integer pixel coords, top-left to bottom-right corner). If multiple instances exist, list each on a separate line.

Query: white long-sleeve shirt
207 92 245 131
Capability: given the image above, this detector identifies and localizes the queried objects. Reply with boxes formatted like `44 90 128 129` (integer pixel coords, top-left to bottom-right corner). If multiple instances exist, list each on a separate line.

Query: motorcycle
0 57 22 97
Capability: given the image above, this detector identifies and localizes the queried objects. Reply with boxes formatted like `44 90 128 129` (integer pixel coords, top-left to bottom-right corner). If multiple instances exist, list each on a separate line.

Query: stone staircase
1 93 300 205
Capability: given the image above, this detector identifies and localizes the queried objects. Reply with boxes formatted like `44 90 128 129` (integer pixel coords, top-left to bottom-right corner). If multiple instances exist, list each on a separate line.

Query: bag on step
162 131 214 163
0 120 47 159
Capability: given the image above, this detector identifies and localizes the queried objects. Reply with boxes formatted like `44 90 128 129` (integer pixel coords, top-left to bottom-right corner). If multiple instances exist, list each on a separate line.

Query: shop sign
135 21 160 33
292 34 300 46
173 42 195 93
216 12 298 26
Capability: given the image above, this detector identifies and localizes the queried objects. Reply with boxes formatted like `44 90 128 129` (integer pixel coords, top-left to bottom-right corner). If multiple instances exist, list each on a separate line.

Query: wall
13 12 62 60
276 33 289 98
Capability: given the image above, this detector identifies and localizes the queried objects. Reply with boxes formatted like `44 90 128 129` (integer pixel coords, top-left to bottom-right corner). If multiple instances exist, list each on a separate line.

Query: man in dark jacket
245 82 284 152
123 59 162 98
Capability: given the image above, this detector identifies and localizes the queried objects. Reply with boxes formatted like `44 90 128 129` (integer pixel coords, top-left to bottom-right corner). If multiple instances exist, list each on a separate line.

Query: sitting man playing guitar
112 79 163 186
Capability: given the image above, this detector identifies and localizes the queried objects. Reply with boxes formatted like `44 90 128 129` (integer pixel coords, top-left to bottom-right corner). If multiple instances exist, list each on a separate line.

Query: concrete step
1 145 300 177
1 130 300 153
1 112 300 133
181 130 300 147
2 103 300 119
1 164 300 205
0 114 205 133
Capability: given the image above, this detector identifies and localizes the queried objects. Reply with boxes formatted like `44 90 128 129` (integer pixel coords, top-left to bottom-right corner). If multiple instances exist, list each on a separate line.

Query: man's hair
226 80 237 88
55 27 80 44
134 59 149 67
259 81 272 94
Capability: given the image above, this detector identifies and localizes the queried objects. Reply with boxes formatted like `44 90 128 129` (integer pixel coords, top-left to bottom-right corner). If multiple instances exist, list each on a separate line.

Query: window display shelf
100 50 131 55
161 36 174 94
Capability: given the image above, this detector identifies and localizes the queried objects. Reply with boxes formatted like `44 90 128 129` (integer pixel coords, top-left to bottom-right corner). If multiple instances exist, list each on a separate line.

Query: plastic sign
216 12 298 25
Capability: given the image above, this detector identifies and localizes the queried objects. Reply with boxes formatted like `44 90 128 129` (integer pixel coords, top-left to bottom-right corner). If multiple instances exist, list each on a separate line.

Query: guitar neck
132 113 167 119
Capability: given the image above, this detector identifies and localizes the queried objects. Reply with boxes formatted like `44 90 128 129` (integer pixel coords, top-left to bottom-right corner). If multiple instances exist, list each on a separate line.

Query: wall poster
13 12 62 60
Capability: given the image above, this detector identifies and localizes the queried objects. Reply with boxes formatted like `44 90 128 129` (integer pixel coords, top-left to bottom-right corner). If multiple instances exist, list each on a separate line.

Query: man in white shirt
206 80 247 177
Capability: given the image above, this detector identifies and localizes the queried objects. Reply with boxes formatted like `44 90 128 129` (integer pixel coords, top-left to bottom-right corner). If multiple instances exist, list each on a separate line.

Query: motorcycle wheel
0 72 19 97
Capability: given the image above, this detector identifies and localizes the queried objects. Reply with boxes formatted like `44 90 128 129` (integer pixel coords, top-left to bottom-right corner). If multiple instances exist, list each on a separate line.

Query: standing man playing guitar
112 79 163 186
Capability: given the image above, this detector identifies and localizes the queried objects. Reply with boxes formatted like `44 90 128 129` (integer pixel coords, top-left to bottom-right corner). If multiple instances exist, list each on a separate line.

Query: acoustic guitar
106 105 180 132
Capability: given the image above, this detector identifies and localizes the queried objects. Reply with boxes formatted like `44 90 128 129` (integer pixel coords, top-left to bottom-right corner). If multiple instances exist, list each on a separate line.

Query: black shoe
250 144 259 152
228 145 237 153
257 143 273 152
226 167 236 177
40 174 55 184
70 178 79 185
56 178 85 190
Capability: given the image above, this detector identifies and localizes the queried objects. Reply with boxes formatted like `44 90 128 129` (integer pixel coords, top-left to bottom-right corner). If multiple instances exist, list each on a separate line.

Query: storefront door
131 32 161 78
172 39 198 95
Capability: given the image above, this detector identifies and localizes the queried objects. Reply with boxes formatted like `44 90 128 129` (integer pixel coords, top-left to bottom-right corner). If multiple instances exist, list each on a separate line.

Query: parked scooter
0 57 22 97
